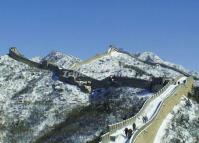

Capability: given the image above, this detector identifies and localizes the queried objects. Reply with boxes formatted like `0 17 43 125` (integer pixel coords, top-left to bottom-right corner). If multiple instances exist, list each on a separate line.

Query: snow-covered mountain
137 52 190 74
76 48 182 80
0 47 198 143
0 55 88 143
42 51 81 69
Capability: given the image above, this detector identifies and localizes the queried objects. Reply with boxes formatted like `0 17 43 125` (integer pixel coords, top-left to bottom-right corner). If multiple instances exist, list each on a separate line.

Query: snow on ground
154 113 174 143
0 47 197 143
142 84 176 119
137 52 190 73
195 80 199 87
154 97 199 143
33 87 151 143
0 54 153 143
78 50 180 80
42 51 81 69
153 98 186 143
109 77 186 143
137 90 153 97
0 55 89 143
138 52 199 78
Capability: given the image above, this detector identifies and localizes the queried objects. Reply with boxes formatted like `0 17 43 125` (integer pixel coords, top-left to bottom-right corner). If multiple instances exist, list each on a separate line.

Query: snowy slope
36 87 149 143
0 53 151 143
0 48 198 143
154 97 199 143
42 51 81 69
0 55 88 143
77 49 180 80
137 52 192 75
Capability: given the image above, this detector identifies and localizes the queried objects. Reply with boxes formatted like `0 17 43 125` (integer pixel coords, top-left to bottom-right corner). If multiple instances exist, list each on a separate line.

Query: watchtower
9 47 23 56
107 45 120 53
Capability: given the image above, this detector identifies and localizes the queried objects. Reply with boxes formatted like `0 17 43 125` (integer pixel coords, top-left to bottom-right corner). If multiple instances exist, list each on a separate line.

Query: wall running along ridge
8 47 169 93
100 76 186 143
73 47 198 80
133 76 194 143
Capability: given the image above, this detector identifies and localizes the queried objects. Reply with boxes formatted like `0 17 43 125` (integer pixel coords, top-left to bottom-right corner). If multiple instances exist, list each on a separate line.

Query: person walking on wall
124 128 128 137
128 129 133 139
145 116 148 122
142 116 146 123
142 116 145 123
132 123 136 131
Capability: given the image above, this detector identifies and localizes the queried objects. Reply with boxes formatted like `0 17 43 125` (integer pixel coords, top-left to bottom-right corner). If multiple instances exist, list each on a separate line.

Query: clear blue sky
0 0 198 71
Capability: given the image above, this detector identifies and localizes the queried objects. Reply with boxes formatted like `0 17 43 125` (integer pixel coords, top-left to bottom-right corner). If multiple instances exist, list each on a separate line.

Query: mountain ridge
0 47 198 143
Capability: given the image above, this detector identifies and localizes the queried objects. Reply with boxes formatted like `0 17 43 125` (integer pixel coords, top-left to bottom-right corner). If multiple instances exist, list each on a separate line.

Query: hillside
154 97 199 143
0 47 198 143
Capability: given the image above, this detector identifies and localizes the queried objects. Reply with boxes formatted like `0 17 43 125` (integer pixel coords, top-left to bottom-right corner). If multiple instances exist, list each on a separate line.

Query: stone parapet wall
9 48 43 69
8 48 176 94
70 52 108 70
100 76 184 143
133 76 194 143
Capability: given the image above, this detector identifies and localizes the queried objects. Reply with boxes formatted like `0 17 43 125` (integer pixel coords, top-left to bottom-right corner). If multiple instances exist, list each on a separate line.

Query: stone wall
133 76 194 143
101 78 176 143
9 47 43 69
8 47 170 93
109 47 198 80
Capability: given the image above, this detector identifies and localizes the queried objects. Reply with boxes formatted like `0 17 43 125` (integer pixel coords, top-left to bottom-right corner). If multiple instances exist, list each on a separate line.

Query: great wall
7 47 196 143
8 47 92 92
100 76 194 143
133 76 194 143
70 45 198 80
107 47 198 80
100 77 176 143
8 47 168 93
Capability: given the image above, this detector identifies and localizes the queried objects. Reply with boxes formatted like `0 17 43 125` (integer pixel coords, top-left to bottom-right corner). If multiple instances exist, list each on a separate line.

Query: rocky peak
137 52 163 63
42 51 81 69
